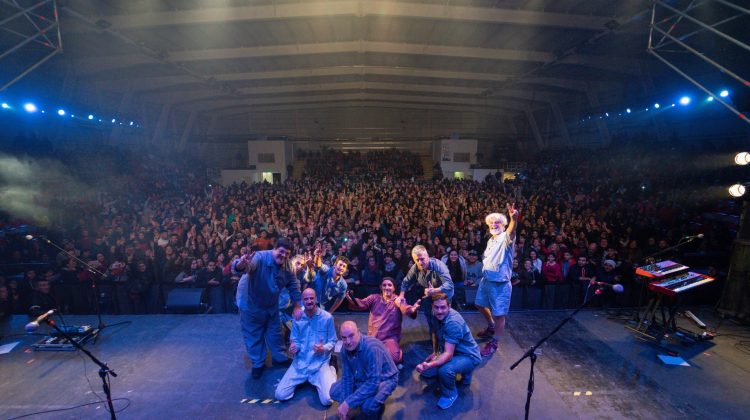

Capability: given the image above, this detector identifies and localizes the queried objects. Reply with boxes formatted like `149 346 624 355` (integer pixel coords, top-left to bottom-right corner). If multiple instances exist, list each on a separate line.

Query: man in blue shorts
475 203 518 357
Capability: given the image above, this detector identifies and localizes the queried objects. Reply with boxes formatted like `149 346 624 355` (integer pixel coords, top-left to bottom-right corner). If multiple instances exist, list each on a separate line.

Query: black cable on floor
6 398 131 420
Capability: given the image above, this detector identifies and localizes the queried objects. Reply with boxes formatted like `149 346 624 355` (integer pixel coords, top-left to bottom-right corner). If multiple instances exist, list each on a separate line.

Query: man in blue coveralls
233 237 302 379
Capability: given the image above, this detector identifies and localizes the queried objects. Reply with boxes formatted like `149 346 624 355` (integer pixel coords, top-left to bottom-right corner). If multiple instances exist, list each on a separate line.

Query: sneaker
251 366 265 379
437 392 458 409
480 338 498 358
477 326 496 340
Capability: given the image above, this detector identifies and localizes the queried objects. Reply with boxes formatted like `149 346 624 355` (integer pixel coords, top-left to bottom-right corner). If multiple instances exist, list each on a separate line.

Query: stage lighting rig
735 152 750 166
648 0 749 124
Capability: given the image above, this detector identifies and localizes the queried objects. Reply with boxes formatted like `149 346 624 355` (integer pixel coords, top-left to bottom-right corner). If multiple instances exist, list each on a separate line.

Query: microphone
25 309 56 333
592 282 624 293
683 234 704 240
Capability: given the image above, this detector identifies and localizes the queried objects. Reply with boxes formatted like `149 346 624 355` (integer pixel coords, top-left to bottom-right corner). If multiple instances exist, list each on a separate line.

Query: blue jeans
239 305 286 368
420 354 479 397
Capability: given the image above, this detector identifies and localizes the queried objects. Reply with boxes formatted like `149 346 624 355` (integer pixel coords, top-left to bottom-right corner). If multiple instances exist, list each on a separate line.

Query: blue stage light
707 96 714 102
88 114 94 120
24 103 37 113
1 103 9 109
679 96 691 105
720 90 729 97
111 118 116 123
626 108 631 114
654 103 660 109
57 109 66 116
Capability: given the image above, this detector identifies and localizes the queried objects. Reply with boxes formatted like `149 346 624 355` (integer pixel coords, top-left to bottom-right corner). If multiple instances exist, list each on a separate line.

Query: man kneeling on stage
416 292 481 410
275 288 338 406
331 321 398 419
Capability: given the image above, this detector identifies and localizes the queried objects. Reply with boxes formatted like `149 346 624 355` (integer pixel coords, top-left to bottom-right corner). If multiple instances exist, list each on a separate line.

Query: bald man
275 288 337 406
330 321 398 419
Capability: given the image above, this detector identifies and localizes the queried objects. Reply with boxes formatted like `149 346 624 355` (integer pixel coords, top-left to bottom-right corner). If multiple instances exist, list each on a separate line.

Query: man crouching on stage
275 288 337 406
416 292 481 410
331 321 398 419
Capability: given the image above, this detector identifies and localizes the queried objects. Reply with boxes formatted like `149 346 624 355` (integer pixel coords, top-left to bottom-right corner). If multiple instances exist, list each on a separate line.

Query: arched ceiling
57 0 651 115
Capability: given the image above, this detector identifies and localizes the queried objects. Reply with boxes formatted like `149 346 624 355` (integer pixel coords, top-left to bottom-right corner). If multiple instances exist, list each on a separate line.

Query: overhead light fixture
679 96 691 105
23 103 37 113
88 114 94 120
626 108 631 114
57 109 66 116
720 90 729 98
654 103 660 109
1 103 10 109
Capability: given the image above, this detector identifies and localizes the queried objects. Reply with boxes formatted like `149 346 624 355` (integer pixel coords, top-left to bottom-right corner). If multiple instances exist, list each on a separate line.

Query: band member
311 255 350 313
345 277 420 365
416 292 481 409
400 245 453 352
233 238 302 379
331 321 398 419
275 288 337 406
475 204 518 357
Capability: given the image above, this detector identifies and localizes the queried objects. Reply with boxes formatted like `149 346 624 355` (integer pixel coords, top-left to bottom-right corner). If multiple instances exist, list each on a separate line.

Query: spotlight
23 103 37 113
679 96 691 105
88 114 94 120
654 103 660 109
729 184 746 198
605 113 609 117
111 118 116 123
720 90 729 97
71 114 75 117
1 103 9 109
626 108 631 114
129 121 134 126
707 96 714 102
735 152 750 166
57 109 66 116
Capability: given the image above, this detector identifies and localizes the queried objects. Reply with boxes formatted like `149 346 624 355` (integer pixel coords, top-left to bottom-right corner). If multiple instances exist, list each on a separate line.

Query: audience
0 138 740 316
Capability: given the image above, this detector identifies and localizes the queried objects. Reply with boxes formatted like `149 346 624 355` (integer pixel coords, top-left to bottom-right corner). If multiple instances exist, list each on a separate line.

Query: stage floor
1 307 749 419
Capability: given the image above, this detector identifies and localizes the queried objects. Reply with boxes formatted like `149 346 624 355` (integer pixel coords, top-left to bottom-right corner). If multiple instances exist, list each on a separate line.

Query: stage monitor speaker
165 288 209 314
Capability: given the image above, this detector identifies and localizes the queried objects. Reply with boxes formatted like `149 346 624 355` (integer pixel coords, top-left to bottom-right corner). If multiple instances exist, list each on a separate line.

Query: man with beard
275 288 337 406
416 292 481 409
345 277 420 365
476 203 518 357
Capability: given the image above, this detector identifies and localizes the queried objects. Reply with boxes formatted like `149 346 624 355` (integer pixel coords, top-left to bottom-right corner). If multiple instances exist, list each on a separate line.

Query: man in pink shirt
346 277 420 365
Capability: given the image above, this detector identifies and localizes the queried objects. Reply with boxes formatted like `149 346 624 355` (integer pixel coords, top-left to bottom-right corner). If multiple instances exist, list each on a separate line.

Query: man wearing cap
476 203 519 357
594 259 621 307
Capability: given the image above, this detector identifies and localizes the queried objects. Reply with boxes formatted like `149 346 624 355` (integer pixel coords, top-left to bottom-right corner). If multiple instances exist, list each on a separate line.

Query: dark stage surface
1 307 749 419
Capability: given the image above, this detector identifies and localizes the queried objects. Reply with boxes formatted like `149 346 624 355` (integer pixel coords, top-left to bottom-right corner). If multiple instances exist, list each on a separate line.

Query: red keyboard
635 260 689 279
648 272 715 298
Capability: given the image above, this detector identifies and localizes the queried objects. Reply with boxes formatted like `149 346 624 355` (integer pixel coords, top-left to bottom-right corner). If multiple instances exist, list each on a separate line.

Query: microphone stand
509 283 601 420
32 235 130 344
41 317 118 420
